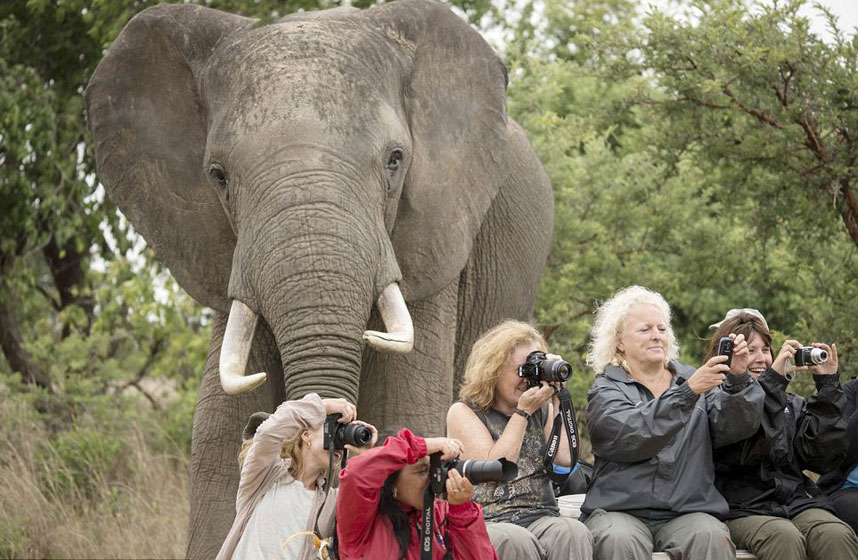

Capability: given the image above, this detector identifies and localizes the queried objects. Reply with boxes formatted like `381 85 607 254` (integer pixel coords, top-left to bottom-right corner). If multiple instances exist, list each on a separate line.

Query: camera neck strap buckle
542 386 579 483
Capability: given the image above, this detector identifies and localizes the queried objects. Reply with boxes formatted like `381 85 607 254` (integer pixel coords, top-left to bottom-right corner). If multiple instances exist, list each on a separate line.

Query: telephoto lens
447 458 518 484
794 347 829 367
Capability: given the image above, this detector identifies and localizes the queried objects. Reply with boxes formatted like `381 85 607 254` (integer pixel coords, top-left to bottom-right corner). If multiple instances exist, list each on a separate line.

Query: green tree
504 0 858 405
637 0 858 249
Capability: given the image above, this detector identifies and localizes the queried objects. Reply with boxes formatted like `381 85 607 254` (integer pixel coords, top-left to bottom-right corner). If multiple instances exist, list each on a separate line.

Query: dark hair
703 312 773 363
376 427 420 560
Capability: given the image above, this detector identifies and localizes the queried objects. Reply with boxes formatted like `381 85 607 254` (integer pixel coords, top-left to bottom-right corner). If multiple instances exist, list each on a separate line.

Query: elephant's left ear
369 0 509 301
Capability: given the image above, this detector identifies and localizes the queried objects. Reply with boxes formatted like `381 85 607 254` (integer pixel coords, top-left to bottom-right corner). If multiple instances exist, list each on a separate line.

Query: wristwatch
514 408 530 419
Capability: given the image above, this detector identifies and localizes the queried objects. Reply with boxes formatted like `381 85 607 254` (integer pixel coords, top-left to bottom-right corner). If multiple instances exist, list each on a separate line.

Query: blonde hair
459 320 547 411
238 429 308 478
586 285 679 374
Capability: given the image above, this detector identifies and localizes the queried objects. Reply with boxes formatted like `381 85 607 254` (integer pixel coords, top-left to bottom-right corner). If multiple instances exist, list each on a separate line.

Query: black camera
517 351 572 389
794 346 829 367
428 455 518 494
323 413 372 450
717 337 734 369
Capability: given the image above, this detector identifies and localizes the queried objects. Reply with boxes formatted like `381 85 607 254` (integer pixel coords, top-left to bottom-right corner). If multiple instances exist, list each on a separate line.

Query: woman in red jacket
336 428 498 559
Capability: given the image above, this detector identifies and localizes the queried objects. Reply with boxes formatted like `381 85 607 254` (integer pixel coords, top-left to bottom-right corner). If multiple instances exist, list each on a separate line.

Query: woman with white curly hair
581 286 765 560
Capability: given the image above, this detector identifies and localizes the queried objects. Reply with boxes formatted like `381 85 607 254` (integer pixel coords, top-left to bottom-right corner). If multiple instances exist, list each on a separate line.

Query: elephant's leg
187 313 284 560
453 119 554 388
359 282 459 437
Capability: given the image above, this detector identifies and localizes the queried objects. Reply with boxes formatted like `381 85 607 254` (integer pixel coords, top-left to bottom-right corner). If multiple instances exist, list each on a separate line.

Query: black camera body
717 337 734 369
428 455 518 494
518 351 572 389
323 413 372 451
794 346 829 367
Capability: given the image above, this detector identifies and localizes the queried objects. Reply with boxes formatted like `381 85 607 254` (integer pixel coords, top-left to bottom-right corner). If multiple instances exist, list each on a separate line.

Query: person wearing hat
580 286 764 560
705 310 858 560
216 393 377 560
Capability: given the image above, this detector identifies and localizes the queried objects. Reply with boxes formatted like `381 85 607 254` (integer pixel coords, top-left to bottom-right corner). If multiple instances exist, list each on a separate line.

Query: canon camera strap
420 452 442 560
542 386 579 483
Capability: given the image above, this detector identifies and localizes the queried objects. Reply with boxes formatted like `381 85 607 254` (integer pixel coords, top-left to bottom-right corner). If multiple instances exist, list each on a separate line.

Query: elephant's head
85 0 509 402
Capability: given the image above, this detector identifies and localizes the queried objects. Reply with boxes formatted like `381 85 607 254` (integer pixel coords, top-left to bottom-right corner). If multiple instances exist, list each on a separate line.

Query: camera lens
453 458 518 484
794 347 829 367
338 423 372 447
545 359 572 382
809 348 828 364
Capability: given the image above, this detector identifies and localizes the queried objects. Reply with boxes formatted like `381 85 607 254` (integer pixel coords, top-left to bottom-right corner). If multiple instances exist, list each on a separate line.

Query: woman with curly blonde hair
447 320 593 560
582 286 764 560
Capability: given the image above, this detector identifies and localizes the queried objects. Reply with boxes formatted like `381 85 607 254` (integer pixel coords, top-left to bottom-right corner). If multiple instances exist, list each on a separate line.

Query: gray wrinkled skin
85 1 553 556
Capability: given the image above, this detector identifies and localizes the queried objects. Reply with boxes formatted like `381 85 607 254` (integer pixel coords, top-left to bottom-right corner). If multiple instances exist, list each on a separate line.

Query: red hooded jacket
336 428 498 560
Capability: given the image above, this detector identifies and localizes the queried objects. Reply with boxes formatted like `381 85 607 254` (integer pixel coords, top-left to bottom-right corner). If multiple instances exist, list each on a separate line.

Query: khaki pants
726 508 858 560
584 509 735 560
486 515 593 560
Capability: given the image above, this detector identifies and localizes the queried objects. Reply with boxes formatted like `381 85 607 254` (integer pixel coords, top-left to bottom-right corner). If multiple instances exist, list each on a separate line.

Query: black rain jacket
819 378 858 494
714 368 847 519
581 361 765 521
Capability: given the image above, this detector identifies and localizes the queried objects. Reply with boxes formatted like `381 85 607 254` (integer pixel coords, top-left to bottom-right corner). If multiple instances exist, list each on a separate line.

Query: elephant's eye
208 163 230 199
385 149 403 172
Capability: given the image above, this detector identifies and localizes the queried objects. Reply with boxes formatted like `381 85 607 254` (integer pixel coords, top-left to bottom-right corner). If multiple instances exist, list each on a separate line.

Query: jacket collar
603 361 694 384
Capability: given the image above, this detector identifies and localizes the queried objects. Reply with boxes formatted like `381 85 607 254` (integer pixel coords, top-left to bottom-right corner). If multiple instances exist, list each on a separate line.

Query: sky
646 0 858 38
801 0 858 36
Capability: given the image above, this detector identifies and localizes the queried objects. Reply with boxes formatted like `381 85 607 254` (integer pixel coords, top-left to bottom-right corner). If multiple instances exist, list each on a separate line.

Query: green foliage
41 425 125 500
505 0 858 408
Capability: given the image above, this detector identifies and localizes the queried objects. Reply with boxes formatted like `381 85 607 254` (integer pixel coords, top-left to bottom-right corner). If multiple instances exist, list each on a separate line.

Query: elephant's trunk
220 168 410 398
219 283 413 394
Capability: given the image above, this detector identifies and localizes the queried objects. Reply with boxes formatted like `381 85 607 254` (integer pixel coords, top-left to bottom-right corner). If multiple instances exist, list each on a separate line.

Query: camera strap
420 452 442 560
312 442 348 560
542 386 579 483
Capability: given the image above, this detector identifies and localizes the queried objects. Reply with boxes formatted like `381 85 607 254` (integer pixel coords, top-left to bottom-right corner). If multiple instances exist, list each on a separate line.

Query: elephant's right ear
85 5 254 313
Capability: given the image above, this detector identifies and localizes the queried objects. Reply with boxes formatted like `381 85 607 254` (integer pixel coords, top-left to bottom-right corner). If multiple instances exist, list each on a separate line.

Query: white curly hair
586 285 680 374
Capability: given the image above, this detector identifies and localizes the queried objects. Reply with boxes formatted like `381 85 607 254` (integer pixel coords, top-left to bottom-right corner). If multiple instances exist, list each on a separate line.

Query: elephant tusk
363 283 414 354
220 299 268 394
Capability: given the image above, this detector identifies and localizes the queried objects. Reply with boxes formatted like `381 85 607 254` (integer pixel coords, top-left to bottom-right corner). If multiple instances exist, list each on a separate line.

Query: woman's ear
86 5 254 312
368 1 509 302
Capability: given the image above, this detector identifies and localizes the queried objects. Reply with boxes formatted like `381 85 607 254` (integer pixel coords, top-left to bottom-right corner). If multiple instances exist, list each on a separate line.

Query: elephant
85 0 553 556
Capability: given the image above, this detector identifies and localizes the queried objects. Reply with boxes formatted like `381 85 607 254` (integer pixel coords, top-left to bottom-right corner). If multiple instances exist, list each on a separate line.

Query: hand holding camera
425 437 464 461
717 333 751 375
809 343 837 375
517 351 572 415
688 355 731 395
772 340 833 376
444 468 475 506
323 398 357 423
517 384 556 416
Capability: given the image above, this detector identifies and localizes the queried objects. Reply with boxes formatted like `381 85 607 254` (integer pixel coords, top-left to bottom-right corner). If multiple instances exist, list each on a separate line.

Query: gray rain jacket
581 361 765 521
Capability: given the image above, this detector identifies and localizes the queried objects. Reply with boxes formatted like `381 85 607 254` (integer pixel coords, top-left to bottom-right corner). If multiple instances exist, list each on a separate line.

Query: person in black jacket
582 286 765 560
706 310 858 560
819 377 858 535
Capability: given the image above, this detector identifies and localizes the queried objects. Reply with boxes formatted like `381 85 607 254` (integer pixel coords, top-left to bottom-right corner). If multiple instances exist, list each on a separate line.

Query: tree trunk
0 288 52 391
838 180 858 250
44 235 94 336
